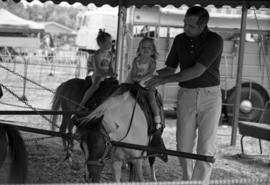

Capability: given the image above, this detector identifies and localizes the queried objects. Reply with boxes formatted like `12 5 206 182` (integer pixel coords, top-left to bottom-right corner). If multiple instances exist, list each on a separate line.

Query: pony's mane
81 91 132 124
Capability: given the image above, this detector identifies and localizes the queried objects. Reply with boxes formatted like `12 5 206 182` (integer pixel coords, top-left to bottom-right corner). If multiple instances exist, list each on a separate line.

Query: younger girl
78 29 116 109
126 37 163 130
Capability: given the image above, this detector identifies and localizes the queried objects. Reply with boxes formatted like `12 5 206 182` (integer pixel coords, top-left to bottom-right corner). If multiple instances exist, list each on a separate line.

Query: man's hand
145 75 165 88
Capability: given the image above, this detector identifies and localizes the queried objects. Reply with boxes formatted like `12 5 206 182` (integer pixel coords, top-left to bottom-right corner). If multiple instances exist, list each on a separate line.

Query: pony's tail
5 125 28 183
51 84 62 130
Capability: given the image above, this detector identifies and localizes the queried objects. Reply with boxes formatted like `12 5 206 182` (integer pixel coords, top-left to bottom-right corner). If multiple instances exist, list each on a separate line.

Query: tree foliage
0 0 81 29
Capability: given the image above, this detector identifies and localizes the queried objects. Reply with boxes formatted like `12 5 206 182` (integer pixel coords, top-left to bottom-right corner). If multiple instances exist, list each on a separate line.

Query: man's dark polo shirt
165 27 223 88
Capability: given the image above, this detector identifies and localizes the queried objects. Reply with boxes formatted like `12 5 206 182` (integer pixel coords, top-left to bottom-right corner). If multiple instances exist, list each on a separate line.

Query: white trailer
123 6 270 123
75 6 270 123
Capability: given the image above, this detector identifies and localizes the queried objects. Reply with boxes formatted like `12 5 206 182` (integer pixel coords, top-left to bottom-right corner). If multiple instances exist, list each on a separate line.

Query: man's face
184 15 204 37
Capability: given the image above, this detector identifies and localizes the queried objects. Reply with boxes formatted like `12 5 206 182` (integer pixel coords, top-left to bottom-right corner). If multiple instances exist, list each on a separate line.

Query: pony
0 124 28 183
75 88 166 182
51 77 119 150
51 77 90 149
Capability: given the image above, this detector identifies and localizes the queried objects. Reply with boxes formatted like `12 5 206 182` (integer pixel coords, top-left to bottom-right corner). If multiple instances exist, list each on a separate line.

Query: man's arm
157 66 177 76
146 34 223 88
163 62 206 84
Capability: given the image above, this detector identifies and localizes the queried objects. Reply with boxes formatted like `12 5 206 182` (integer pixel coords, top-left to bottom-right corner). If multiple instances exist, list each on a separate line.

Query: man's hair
186 6 209 26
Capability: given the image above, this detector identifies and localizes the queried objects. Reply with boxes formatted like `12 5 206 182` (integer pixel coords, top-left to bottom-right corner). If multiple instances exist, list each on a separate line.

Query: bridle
84 89 140 167
84 125 112 167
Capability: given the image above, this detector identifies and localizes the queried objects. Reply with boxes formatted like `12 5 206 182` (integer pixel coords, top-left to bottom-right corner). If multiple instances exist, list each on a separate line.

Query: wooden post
116 0 127 82
231 3 248 146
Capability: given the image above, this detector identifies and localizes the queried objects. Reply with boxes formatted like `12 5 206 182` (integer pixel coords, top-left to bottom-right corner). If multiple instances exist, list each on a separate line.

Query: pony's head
75 115 111 182
75 91 149 182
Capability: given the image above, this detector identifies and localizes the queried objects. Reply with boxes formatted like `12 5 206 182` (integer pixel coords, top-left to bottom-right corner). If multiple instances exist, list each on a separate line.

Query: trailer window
133 25 156 37
159 27 168 38
170 28 183 38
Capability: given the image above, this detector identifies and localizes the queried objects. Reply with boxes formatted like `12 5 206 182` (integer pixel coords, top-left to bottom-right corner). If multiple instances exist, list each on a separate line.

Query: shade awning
0 8 44 33
8 0 270 8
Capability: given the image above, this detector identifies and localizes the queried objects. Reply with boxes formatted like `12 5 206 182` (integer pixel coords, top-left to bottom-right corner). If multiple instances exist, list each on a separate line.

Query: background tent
0 8 44 33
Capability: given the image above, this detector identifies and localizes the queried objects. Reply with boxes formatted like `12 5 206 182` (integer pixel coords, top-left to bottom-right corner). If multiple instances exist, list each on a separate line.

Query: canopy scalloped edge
7 0 270 8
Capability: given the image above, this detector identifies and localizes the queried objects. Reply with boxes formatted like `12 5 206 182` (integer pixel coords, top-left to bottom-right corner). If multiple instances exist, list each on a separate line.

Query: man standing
145 6 223 181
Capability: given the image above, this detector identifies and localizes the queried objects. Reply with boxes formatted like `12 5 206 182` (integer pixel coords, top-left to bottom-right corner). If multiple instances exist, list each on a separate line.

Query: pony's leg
148 157 157 182
67 114 75 149
50 114 58 131
128 162 136 182
150 163 157 182
112 161 123 182
60 114 69 150
132 159 144 182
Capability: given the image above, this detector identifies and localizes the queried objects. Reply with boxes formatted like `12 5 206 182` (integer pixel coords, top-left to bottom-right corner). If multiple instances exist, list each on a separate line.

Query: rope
0 63 57 94
0 100 48 110
0 83 59 129
0 63 86 110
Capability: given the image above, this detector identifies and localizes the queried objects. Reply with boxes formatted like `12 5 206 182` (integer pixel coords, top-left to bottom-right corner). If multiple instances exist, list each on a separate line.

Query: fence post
75 57 81 78
19 51 28 101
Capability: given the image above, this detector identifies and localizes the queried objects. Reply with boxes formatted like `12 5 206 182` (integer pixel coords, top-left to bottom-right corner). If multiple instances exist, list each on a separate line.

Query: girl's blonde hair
136 37 158 60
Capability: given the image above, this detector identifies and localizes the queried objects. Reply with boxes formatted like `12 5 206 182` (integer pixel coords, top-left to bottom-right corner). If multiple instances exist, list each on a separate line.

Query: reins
118 89 140 142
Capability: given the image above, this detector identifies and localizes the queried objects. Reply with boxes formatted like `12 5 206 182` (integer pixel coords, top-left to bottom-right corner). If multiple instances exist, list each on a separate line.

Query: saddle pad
118 83 164 135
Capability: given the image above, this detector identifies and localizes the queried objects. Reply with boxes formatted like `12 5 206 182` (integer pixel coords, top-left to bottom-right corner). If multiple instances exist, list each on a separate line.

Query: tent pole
115 0 126 82
231 2 248 146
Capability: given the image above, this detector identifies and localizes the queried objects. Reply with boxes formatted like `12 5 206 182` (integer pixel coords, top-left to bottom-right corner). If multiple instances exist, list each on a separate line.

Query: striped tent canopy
5 0 270 8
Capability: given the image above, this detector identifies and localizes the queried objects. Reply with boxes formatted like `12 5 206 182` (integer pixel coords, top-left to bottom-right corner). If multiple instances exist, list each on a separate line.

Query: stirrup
71 114 81 127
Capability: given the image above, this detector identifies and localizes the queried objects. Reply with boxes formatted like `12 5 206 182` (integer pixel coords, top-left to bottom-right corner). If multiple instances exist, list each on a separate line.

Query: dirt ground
0 63 269 184
0 119 269 183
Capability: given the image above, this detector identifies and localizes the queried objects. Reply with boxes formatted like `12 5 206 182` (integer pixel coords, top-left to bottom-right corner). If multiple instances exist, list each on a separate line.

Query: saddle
115 83 168 162
116 83 165 136
83 79 164 135
85 77 120 112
